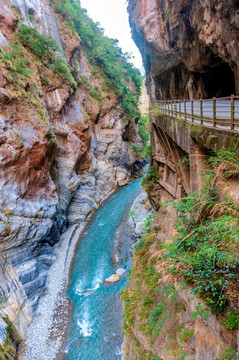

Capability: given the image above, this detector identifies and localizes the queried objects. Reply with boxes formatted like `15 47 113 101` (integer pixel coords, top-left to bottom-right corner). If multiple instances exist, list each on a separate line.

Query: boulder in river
116 268 126 276
103 274 120 284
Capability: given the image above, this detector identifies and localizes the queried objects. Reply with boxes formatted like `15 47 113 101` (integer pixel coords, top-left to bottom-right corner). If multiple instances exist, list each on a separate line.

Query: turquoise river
62 179 142 359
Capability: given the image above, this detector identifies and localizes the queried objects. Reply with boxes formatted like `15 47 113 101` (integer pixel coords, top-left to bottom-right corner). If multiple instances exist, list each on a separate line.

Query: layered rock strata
0 0 140 352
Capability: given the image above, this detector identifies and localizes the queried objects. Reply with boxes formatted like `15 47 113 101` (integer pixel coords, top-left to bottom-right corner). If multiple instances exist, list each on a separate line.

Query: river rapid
61 179 142 360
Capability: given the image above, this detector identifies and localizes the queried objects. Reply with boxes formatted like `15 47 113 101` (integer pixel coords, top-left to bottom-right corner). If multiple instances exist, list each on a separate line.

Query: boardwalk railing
150 96 239 132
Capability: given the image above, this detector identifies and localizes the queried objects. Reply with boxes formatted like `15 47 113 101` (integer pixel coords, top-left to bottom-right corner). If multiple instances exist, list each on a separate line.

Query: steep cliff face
125 1 239 359
128 0 239 99
0 0 141 353
122 121 239 360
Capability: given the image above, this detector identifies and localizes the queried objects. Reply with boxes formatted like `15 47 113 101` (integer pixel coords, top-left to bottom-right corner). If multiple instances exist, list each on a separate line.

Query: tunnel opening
154 63 190 100
202 62 236 98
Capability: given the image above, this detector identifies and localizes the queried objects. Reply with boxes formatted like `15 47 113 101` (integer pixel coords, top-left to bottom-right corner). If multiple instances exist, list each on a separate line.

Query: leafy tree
52 0 142 120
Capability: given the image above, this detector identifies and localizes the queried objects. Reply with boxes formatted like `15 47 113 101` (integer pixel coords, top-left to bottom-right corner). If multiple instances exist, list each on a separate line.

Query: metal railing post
200 99 203 125
149 96 237 133
191 100 194 122
213 97 216 128
231 95 235 131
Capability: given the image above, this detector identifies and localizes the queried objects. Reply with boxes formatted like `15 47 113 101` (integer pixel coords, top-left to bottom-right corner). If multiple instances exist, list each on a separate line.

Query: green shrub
146 302 166 334
208 143 239 178
52 0 142 120
138 115 150 147
142 214 155 233
216 348 237 360
167 192 239 315
0 317 21 359
180 328 195 343
143 144 152 158
142 166 159 191
17 24 74 86
0 41 32 79
163 148 239 318
222 309 239 330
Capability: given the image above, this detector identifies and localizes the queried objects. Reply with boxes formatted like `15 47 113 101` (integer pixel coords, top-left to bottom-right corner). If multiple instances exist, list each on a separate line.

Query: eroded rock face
0 0 139 343
128 0 239 99
126 2 239 359
122 210 238 360
0 254 32 342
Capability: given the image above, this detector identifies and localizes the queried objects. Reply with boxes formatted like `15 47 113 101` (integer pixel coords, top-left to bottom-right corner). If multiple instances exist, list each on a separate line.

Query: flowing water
62 179 142 360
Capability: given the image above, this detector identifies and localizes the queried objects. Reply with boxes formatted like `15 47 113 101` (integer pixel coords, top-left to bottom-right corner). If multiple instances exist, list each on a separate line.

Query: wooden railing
150 96 239 132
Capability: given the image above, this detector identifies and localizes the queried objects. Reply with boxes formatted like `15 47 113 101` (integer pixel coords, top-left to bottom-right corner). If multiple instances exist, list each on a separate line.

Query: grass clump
142 166 159 191
166 190 239 317
121 232 160 339
127 115 151 158
0 41 32 82
180 328 195 343
16 24 74 86
78 75 103 105
163 147 239 323
0 317 21 360
216 347 237 360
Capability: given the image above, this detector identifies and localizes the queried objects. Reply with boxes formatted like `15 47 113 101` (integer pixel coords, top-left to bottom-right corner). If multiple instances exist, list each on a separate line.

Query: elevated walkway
150 96 239 133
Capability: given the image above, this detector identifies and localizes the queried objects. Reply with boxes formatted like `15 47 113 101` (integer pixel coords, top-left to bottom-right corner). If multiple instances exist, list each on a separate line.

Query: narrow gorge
0 0 238 360
122 1 239 359
0 0 144 358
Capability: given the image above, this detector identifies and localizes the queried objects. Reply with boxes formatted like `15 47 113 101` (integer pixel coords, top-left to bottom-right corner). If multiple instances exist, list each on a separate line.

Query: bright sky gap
80 0 143 70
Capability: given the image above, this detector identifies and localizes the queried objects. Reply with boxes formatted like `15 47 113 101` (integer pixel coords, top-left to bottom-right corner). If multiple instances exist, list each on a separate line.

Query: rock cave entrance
202 62 235 98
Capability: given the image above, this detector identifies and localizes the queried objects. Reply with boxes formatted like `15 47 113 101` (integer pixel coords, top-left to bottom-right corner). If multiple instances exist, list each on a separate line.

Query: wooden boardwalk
150 96 239 132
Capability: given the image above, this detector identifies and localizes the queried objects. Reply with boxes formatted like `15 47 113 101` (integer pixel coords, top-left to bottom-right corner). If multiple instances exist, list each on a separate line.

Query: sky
80 0 143 70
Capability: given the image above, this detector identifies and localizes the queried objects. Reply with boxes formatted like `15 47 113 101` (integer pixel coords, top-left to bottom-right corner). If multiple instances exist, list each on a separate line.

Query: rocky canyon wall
0 0 141 354
122 116 239 359
125 1 239 359
128 0 239 99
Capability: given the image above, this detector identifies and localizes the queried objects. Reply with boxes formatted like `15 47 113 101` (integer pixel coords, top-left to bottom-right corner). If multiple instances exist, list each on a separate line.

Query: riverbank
59 179 144 359
21 185 118 360
21 179 150 360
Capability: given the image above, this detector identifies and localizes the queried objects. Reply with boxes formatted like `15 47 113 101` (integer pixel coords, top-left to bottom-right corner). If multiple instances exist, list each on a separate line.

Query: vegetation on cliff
164 146 239 319
0 318 21 360
0 23 74 131
122 146 239 359
127 114 151 158
17 25 75 87
122 230 196 359
0 1 145 357
51 0 142 121
1 0 143 128
0 24 74 88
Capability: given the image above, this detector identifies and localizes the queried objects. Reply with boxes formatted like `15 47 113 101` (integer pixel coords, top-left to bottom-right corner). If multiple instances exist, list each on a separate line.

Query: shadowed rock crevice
128 0 239 99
